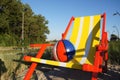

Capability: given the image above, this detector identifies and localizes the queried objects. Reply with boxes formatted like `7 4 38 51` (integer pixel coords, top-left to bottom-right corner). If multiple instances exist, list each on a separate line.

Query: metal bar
101 13 106 40
22 12 24 53
62 16 75 39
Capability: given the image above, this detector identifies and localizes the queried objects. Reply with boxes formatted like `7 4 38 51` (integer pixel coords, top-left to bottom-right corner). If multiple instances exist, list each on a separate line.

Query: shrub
0 34 18 46
108 40 120 65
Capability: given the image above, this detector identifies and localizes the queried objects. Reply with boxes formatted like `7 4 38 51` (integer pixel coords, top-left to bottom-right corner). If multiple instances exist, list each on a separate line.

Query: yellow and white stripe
70 15 100 65
28 56 82 69
79 16 94 64
27 15 101 70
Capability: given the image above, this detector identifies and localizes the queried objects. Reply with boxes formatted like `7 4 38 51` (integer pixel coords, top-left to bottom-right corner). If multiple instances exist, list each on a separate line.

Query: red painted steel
62 16 75 39
24 56 31 61
30 44 54 47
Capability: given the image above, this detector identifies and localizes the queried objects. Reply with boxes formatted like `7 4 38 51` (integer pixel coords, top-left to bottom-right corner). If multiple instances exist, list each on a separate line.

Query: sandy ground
13 64 120 80
29 64 120 80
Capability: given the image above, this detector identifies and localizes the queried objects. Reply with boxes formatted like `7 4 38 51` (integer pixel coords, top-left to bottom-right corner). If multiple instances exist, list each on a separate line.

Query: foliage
42 47 52 60
110 34 119 41
108 40 120 65
0 0 50 46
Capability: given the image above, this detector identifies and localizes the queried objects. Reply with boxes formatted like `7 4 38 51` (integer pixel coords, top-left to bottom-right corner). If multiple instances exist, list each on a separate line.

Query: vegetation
0 47 52 80
0 49 25 79
0 0 50 79
108 34 120 65
0 0 50 46
109 41 120 65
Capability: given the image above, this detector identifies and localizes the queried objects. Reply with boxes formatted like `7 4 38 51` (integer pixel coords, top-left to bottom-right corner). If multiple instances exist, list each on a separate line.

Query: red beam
101 13 106 41
30 44 54 47
62 16 75 39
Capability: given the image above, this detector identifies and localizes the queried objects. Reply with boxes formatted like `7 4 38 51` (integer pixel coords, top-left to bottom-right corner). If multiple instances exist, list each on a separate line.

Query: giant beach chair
23 13 108 80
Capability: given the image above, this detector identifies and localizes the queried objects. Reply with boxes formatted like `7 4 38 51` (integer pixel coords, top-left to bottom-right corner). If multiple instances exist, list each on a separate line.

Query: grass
0 46 52 80
0 47 27 80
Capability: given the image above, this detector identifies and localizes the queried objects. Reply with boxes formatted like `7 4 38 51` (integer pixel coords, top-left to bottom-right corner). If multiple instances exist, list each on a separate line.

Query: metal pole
112 31 115 34
113 12 120 40
22 11 24 53
113 26 119 40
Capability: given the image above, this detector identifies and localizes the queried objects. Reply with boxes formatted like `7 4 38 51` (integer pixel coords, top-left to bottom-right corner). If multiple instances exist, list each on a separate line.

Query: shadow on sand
35 64 120 80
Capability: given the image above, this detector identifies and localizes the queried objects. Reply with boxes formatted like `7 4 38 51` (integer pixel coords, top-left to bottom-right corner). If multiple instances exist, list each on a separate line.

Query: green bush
0 34 18 46
108 40 120 65
42 47 52 60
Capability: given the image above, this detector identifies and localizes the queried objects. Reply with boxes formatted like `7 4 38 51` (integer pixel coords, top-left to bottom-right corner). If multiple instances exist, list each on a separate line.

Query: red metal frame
23 13 108 80
62 16 75 39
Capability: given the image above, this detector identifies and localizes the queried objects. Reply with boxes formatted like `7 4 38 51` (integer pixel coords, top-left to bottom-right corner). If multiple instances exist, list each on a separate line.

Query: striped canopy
69 15 100 68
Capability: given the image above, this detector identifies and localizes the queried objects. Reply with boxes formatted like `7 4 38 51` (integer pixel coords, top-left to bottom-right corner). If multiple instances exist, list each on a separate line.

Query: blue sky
21 0 120 40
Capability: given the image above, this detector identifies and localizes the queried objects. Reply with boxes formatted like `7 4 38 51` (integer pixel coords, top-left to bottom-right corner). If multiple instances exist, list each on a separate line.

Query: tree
27 15 49 44
0 0 50 46
110 34 119 41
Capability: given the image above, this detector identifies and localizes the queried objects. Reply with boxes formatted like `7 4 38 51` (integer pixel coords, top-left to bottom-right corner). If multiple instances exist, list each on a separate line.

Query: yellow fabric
69 18 80 45
85 15 100 64
69 15 100 65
